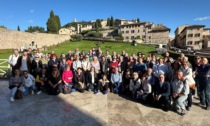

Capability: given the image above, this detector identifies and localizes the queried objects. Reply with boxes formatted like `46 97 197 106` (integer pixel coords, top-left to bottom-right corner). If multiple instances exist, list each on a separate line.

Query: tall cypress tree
17 25 20 31
110 16 114 26
46 10 61 33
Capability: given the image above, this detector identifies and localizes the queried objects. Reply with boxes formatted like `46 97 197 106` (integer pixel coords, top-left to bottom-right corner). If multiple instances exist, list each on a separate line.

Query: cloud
30 9 34 13
27 20 34 23
194 16 210 21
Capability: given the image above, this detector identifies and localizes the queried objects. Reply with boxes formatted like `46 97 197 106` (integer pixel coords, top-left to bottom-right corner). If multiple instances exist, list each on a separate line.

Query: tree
17 25 20 31
96 19 102 28
46 10 61 33
107 18 110 26
25 26 45 33
137 18 140 22
110 16 114 26
0 26 6 29
47 17 58 33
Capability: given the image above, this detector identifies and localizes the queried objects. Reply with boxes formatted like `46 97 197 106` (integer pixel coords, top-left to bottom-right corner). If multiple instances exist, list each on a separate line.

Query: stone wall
0 28 70 49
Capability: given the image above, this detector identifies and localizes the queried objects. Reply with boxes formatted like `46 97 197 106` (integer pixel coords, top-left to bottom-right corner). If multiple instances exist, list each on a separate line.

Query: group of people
8 47 210 116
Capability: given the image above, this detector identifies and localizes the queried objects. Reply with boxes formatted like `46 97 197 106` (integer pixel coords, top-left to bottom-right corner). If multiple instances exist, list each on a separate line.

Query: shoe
187 107 191 111
180 109 186 116
199 102 205 106
103 91 108 95
94 91 100 95
37 91 42 95
206 106 210 110
10 97 14 102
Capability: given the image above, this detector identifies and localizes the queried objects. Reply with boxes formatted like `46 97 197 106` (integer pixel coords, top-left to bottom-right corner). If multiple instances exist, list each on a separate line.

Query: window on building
131 36 135 40
143 29 145 32
126 31 129 33
188 34 193 37
187 41 193 45
121 31 124 34
126 36 129 39
149 36 151 39
138 30 140 33
194 33 200 37
131 30 135 33
142 35 146 38
194 41 200 45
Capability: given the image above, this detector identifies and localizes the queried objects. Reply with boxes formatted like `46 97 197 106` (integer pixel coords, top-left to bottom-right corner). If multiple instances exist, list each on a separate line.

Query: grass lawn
46 40 157 56
0 40 157 71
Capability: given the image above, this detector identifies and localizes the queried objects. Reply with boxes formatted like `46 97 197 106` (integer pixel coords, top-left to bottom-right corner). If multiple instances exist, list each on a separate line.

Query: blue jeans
200 81 210 106
10 87 17 97
64 82 76 92
174 95 188 110
23 86 36 95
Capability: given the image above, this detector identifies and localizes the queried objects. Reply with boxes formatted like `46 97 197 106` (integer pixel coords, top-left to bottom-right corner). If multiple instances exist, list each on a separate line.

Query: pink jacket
62 70 73 83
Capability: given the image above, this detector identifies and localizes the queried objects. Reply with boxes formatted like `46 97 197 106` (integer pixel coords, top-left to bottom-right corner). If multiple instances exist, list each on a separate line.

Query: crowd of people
8 47 210 116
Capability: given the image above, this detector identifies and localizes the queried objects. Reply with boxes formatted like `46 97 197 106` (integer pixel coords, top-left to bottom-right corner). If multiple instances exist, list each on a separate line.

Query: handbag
189 83 196 90
15 89 23 99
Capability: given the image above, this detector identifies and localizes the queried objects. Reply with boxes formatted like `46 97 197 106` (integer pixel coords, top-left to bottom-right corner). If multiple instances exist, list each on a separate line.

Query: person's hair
52 68 60 77
182 60 189 66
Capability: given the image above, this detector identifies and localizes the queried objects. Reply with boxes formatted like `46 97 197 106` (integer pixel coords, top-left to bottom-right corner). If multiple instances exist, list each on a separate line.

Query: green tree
17 25 20 31
0 25 6 29
137 18 140 22
110 16 114 26
107 18 110 26
96 19 102 28
47 17 58 33
46 10 61 33
25 26 45 33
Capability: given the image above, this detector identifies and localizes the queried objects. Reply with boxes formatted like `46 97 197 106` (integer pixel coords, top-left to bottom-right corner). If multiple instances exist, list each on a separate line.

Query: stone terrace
0 80 209 126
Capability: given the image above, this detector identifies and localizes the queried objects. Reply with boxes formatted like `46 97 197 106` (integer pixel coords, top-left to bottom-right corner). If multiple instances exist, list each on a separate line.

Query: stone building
118 22 170 43
59 27 76 35
175 25 210 50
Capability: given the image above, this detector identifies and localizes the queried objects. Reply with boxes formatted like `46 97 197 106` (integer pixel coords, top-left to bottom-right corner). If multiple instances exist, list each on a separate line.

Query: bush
114 33 124 41
71 34 83 41
86 31 103 38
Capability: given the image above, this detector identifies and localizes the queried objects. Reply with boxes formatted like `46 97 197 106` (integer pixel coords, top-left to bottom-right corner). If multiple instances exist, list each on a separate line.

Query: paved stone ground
0 80 210 126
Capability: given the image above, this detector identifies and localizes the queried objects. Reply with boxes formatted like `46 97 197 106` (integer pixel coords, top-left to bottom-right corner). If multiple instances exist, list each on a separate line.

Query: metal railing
0 59 11 78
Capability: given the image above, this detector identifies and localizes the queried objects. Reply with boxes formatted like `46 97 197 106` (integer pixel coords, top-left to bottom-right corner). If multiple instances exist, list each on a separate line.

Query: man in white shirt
8 49 20 73
22 71 36 95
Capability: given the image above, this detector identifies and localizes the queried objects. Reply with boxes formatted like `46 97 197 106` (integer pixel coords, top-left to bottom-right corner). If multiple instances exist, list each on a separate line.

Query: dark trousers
187 89 193 107
98 83 108 93
110 82 120 93
73 83 85 93
200 81 206 104
200 82 210 107
154 96 170 108
48 83 62 95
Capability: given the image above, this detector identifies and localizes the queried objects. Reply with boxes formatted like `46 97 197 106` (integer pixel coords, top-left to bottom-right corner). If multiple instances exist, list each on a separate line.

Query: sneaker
37 91 42 95
199 102 206 106
180 109 186 116
95 91 100 95
10 97 14 102
31 91 34 95
187 107 191 111
103 91 108 95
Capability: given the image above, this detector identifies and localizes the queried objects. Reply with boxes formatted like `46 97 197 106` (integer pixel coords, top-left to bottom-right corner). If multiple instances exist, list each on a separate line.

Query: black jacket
154 81 170 97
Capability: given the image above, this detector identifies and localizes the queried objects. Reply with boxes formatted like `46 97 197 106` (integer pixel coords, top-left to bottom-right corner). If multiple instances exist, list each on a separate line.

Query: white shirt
8 54 19 66
73 60 82 70
82 60 90 71
37 53 43 58
91 72 95 83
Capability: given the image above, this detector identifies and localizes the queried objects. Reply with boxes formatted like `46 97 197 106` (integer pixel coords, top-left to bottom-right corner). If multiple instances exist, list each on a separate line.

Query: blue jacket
154 81 171 97
197 64 210 82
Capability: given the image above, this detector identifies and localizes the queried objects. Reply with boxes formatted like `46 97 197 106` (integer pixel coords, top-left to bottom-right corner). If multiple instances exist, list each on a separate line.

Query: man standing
8 49 20 74
197 57 210 110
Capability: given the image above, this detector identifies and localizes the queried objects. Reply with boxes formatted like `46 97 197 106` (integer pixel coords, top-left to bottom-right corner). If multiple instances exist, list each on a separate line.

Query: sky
1 0 210 38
